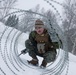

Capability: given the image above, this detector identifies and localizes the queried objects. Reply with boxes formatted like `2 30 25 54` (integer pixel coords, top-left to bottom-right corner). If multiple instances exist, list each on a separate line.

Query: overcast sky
15 0 64 14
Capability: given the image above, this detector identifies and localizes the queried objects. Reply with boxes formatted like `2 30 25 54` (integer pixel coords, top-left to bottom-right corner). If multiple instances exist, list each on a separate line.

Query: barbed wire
0 0 70 75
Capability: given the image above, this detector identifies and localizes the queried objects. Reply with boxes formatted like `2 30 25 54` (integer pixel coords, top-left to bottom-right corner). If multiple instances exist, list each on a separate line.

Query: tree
5 14 19 28
62 0 76 54
44 10 62 47
19 9 35 32
18 4 42 32
0 0 17 23
32 4 40 13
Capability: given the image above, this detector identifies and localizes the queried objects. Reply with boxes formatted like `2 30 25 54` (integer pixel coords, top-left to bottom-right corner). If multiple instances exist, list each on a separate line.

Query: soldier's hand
21 49 27 54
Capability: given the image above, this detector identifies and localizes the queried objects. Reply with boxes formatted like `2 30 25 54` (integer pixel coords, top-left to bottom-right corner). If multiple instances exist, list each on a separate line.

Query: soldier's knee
45 56 56 63
43 51 56 63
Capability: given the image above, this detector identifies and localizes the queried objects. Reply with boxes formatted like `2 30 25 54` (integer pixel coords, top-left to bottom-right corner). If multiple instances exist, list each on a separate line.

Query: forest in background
0 0 76 55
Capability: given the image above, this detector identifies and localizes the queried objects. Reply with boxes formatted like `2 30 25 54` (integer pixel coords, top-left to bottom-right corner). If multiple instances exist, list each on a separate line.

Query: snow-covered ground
0 22 76 75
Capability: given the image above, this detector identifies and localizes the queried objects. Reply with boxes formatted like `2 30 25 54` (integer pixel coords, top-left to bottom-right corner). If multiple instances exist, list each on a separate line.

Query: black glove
18 49 27 56
21 49 27 54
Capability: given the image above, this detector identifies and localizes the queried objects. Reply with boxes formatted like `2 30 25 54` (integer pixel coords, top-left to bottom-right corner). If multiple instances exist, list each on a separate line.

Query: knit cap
35 19 44 28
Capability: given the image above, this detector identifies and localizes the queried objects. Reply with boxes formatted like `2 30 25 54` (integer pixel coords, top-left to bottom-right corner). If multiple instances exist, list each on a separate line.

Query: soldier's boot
40 59 47 68
27 53 39 66
27 59 38 66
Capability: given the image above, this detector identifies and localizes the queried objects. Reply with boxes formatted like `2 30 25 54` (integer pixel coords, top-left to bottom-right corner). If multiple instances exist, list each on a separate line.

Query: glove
21 49 27 54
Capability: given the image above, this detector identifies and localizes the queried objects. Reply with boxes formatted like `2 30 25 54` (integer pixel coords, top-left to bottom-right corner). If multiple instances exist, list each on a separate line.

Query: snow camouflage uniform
25 19 59 67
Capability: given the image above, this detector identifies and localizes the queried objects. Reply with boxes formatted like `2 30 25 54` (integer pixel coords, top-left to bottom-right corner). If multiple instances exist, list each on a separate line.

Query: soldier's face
35 26 44 34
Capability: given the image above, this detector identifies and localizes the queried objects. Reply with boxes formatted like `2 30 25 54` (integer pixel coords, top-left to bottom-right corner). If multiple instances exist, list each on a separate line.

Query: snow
0 22 76 75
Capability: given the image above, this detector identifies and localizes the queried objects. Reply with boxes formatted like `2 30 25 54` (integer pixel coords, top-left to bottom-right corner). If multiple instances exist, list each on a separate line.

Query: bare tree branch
0 0 17 22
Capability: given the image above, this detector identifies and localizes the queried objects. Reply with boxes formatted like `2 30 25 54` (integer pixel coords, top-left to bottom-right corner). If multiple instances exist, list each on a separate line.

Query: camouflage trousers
25 40 57 63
